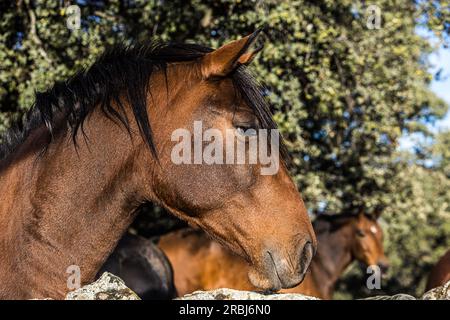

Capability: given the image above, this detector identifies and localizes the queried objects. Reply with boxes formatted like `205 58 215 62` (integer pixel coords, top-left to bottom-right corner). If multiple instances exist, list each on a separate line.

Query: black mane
0 39 288 163
313 214 354 234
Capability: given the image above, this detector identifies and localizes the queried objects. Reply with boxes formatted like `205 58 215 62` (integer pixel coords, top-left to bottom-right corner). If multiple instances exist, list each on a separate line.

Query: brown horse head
143 31 316 290
350 213 389 272
0 31 315 298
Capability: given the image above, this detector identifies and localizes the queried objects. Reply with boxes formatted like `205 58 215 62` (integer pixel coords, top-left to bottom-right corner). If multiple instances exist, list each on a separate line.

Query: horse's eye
356 229 366 237
236 126 258 137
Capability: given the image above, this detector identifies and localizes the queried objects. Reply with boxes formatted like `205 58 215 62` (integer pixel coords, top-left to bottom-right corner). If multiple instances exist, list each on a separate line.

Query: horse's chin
247 267 282 292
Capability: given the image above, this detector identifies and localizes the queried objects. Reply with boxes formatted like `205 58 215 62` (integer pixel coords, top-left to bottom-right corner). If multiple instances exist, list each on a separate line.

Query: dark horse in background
159 212 388 299
97 234 176 300
0 30 316 299
426 249 450 291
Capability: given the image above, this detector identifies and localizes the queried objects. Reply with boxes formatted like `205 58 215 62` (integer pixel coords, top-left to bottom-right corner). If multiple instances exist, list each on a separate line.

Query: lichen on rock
361 294 416 300
65 272 140 300
177 288 319 300
421 280 450 300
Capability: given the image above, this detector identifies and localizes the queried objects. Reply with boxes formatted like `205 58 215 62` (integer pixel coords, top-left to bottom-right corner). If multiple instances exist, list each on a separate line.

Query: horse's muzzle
249 239 316 290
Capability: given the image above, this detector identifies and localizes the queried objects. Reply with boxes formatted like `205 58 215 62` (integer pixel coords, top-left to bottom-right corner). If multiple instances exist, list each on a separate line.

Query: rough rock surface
421 280 450 300
177 288 319 300
362 294 416 300
179 280 450 300
64 274 449 300
65 272 140 300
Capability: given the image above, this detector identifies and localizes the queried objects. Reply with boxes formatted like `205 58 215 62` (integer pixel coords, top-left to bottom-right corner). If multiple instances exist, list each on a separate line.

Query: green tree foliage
432 130 450 177
0 0 448 297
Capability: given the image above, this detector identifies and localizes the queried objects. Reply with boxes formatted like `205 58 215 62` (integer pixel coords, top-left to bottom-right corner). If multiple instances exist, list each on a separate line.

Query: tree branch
24 0 53 66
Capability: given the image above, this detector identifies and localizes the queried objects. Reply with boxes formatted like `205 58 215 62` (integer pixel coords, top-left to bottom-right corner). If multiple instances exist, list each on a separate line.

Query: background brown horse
159 213 388 299
0 31 316 299
425 249 450 291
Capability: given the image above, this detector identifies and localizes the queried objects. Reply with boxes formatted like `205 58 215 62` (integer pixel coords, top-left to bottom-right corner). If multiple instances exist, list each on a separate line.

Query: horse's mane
313 212 376 234
0 39 288 163
313 214 355 234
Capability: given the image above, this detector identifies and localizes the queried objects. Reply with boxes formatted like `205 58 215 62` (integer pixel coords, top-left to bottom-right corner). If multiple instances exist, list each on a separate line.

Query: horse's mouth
247 251 308 291
267 251 284 288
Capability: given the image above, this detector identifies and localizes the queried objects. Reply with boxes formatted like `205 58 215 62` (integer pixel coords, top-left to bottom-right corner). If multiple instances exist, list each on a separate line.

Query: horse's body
98 234 176 299
159 213 388 299
426 249 450 291
0 32 316 299
158 228 254 295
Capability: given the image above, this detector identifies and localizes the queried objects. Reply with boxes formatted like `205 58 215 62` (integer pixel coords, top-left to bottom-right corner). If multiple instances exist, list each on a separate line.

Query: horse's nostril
299 241 314 275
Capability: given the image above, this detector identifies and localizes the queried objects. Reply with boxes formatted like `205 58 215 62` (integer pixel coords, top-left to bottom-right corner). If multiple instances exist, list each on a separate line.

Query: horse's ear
369 205 384 220
201 29 265 79
358 209 365 218
372 208 383 220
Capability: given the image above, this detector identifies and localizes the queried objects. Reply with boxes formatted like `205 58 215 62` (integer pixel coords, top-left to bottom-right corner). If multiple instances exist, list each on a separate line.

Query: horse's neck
310 224 354 298
0 111 150 299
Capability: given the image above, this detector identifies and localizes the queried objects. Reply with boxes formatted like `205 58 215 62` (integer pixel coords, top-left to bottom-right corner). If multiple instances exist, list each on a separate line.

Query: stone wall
65 272 449 300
